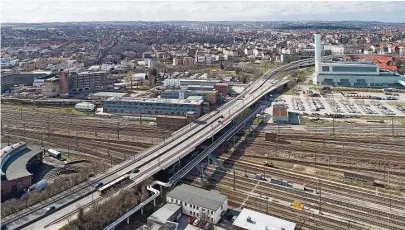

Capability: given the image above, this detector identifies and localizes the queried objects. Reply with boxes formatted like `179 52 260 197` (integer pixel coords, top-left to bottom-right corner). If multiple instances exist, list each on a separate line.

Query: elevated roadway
4 57 319 230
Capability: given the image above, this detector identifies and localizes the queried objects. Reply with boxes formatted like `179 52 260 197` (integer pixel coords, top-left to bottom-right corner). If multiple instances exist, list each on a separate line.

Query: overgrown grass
1 103 88 116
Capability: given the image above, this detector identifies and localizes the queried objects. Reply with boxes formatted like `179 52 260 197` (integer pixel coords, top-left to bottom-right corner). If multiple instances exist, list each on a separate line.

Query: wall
1 175 31 201
166 196 227 224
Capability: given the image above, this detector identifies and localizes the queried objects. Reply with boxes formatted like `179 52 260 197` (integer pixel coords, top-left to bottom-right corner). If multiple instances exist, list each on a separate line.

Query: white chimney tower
314 34 321 73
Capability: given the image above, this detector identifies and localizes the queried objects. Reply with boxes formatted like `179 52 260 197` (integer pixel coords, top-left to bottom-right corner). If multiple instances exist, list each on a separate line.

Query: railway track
215 157 405 210
186 165 404 229
185 171 375 230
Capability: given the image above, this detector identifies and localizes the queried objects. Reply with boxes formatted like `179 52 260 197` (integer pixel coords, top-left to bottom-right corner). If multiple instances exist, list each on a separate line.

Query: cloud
1 1 405 23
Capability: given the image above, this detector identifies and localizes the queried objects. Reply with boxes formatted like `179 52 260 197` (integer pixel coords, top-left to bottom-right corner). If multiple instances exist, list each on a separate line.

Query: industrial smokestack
314 34 321 73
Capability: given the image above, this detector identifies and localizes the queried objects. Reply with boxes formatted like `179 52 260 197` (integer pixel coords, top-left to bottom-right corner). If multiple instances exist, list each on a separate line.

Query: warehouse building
232 208 296 230
161 89 218 104
1 142 43 201
103 97 204 117
166 184 228 224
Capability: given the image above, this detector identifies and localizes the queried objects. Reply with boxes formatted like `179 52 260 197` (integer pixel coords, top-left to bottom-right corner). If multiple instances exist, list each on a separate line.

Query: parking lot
279 93 405 117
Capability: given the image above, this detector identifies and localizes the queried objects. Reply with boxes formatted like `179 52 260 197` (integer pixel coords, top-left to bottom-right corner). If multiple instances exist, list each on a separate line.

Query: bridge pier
127 217 130 225
160 185 163 197
141 207 144 215
153 198 156 207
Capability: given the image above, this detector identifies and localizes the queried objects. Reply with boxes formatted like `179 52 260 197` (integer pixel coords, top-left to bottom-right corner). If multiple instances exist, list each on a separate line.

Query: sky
1 0 405 23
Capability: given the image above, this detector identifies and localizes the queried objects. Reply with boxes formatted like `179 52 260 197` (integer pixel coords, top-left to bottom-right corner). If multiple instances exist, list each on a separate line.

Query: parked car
94 182 104 188
193 219 200 226
45 206 56 214
188 216 195 224
131 168 140 173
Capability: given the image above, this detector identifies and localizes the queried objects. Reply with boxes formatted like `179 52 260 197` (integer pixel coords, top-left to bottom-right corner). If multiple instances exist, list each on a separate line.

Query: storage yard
182 124 405 230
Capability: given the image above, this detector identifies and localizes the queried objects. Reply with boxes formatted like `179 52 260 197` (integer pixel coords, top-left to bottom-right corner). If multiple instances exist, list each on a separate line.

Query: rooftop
105 97 204 105
232 208 296 230
166 184 227 211
90 92 128 98
1 143 42 181
148 203 181 225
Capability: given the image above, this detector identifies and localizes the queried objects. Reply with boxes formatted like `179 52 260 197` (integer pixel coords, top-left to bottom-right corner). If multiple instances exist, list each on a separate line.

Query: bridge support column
153 198 156 207
127 217 130 225
141 207 144 215
160 185 163 197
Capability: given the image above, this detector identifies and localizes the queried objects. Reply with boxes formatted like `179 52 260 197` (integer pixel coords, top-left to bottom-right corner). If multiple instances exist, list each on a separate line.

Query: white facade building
317 62 405 88
166 184 228 224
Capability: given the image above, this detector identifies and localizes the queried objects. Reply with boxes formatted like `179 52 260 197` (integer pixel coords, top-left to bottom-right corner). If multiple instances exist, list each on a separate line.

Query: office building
103 97 204 117
68 71 114 92
166 184 228 224
232 208 296 230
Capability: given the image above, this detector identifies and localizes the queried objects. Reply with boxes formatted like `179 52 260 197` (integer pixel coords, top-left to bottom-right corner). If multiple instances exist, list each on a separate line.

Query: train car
292 182 305 190
270 178 282 185
97 175 130 196
343 172 374 186
47 149 61 159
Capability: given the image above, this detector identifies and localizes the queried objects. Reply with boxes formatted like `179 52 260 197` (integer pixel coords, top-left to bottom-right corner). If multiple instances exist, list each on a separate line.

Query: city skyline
2 0 405 23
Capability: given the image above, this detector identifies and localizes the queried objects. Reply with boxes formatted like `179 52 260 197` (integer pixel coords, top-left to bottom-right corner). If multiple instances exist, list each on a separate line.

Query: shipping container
292 182 305 190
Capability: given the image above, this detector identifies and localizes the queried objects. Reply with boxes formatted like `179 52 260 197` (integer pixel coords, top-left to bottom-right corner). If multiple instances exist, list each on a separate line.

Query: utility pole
108 136 112 166
117 122 120 139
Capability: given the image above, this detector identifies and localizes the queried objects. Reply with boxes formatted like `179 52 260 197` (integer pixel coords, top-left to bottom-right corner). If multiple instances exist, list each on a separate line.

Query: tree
220 62 225 70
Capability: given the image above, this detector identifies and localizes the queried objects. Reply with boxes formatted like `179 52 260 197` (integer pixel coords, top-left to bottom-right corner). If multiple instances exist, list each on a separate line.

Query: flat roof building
317 62 405 88
232 208 296 230
103 97 204 117
147 203 182 227
1 142 43 201
166 184 228 224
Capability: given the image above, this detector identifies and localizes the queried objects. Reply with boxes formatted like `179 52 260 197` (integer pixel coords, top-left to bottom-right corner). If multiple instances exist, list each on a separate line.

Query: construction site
182 119 405 230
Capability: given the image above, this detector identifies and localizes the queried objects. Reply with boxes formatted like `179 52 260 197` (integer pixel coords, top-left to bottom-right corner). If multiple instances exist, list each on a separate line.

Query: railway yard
2 103 405 230
1 105 172 165
183 124 405 230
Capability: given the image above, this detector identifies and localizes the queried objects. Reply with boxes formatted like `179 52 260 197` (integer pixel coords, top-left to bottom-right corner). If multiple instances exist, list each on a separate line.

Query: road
4 58 317 230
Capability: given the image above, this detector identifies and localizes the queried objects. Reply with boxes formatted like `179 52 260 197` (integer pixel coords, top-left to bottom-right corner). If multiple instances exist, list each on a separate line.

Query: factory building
166 184 228 224
103 97 204 117
232 208 296 230
1 142 43 201
314 34 405 88
41 77 60 97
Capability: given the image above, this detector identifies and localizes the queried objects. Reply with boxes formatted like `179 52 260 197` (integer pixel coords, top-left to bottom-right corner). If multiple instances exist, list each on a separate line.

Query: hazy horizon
1 1 405 23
